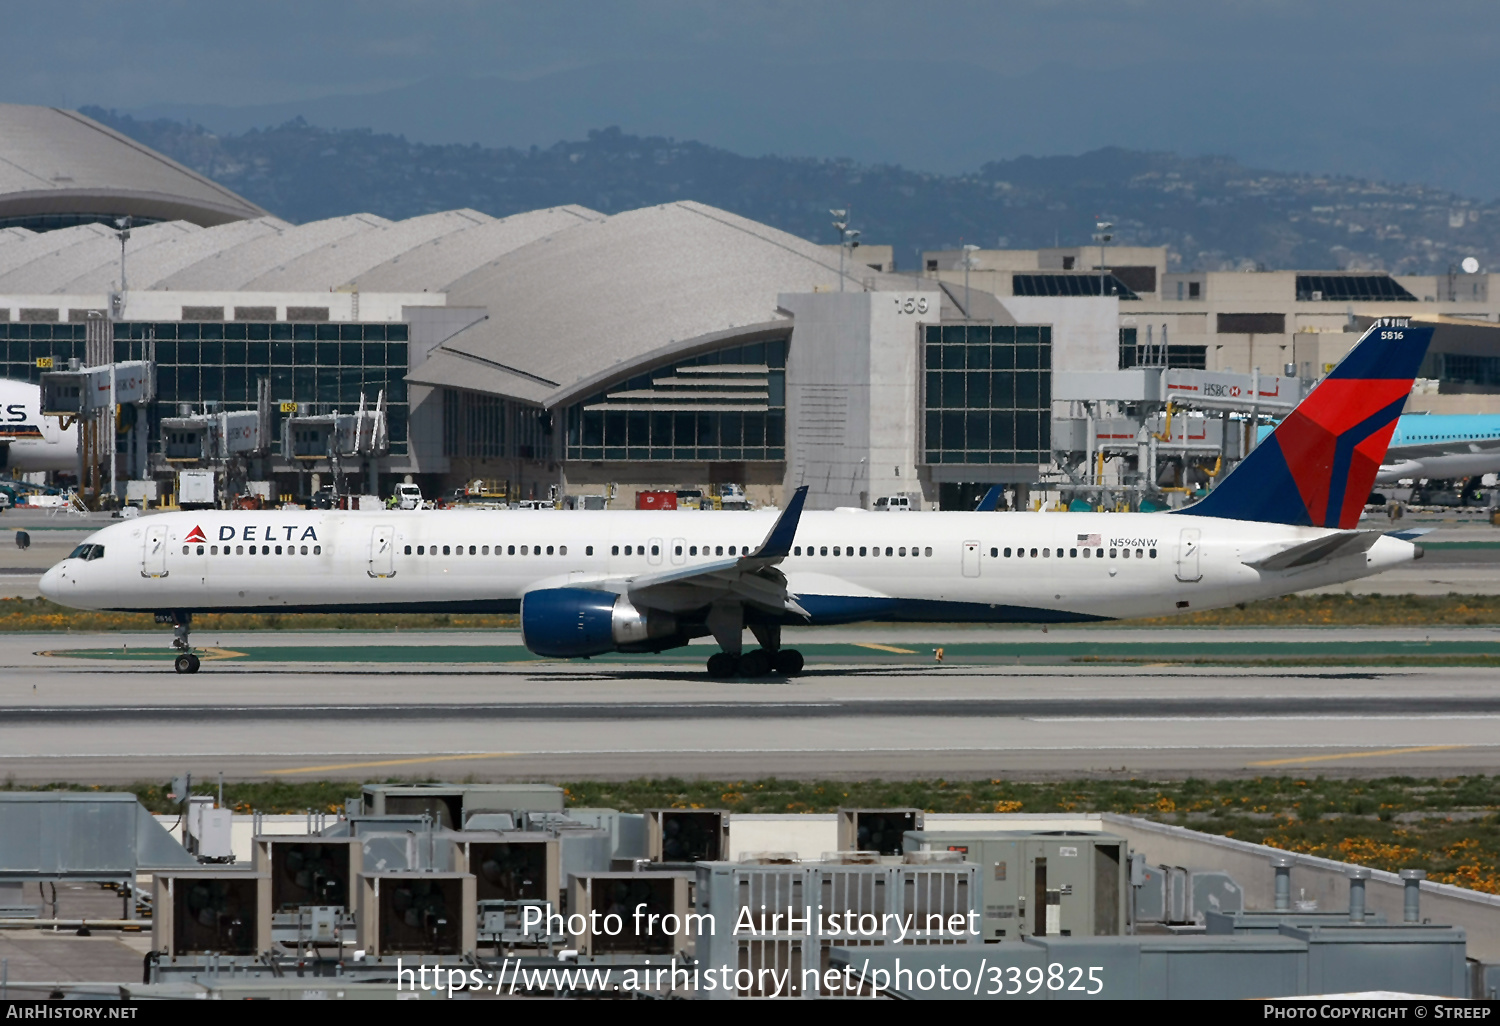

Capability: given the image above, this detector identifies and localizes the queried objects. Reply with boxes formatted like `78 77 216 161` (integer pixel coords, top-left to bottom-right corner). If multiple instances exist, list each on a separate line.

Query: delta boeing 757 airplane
41 319 1433 677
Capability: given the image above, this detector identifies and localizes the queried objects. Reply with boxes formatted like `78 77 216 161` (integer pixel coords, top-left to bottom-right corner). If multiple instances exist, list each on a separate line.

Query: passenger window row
403 544 571 556
395 543 760 558
792 545 933 557
189 544 324 556
615 544 752 557
990 546 1156 559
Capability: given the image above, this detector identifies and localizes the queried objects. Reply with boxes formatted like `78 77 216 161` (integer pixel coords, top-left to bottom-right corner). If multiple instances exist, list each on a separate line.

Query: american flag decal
1077 534 1101 546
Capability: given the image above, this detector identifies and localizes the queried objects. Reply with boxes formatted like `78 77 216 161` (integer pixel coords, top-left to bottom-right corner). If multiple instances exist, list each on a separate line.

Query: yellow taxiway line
1248 744 1470 767
268 752 518 775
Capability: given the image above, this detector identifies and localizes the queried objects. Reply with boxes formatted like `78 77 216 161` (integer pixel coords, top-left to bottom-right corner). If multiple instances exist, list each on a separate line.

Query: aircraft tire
739 649 772 677
174 653 200 674
774 649 804 676
706 652 739 677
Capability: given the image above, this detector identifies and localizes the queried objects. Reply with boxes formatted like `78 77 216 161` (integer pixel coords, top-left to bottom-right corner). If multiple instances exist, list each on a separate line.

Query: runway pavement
3 627 1499 782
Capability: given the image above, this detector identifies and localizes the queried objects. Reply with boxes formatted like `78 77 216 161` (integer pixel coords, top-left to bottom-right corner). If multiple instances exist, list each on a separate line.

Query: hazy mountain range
88 107 1498 276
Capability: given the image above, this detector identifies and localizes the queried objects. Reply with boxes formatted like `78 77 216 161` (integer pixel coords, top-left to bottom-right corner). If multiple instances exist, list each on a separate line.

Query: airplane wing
563 486 811 617
1242 530 1384 572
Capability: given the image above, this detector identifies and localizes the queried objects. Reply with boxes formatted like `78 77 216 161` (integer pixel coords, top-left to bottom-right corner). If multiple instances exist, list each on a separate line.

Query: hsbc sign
1163 369 1302 412
87 361 155 405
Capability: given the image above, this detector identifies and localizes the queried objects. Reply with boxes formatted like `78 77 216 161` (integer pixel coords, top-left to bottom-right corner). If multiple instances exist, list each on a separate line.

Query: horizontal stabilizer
1386 527 1434 543
1243 531 1383 572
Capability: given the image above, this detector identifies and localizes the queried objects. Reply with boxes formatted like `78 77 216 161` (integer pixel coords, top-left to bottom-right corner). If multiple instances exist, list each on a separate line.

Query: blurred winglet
747 485 809 561
974 485 1004 511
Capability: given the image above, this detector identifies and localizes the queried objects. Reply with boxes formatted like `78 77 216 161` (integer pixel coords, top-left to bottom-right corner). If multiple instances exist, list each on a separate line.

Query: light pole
1092 220 1113 296
961 243 980 318
115 216 131 293
830 209 859 292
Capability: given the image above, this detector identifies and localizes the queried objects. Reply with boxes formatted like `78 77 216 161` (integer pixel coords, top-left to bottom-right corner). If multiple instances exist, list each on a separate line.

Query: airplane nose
39 563 62 601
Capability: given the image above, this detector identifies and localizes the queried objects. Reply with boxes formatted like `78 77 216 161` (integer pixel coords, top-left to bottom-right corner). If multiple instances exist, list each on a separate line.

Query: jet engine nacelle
520 587 678 657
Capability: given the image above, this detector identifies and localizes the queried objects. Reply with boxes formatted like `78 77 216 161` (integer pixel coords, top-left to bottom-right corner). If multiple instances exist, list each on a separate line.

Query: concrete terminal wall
1102 814 1500 963
146 810 1500 962
727 812 1107 861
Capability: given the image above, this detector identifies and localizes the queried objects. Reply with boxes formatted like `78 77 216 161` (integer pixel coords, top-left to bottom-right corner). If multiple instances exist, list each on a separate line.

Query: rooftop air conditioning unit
152 870 270 960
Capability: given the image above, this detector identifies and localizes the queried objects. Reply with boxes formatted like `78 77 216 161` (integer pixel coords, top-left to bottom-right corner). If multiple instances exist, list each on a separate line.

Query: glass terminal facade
1117 328 1207 370
1426 353 1500 391
1012 273 1139 300
0 320 410 456
565 338 787 463
1295 275 1416 302
923 324 1051 466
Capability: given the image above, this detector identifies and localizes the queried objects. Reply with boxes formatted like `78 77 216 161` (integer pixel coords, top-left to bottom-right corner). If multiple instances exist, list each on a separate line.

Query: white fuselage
40 508 1417 624
1378 452 1500 484
0 379 76 474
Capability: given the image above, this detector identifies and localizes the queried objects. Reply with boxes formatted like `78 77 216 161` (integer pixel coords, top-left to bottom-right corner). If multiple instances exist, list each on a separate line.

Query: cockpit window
68 544 105 561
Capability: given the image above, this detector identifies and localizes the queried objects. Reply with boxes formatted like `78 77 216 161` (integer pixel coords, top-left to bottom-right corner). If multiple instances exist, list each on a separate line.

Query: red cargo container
636 491 678 510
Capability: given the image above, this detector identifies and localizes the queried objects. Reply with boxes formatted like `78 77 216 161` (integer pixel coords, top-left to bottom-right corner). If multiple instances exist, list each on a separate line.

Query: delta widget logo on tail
1183 321 1435 530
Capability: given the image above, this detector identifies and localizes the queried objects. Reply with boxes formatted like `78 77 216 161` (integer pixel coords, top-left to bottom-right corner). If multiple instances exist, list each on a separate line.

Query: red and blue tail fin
1182 319 1433 529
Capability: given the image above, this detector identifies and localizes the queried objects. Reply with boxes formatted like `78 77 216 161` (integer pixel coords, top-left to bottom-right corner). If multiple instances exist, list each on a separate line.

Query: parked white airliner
41 320 1432 676
0 379 76 473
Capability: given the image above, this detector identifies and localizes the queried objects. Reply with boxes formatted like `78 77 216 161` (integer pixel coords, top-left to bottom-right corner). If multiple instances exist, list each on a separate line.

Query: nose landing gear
168 612 200 674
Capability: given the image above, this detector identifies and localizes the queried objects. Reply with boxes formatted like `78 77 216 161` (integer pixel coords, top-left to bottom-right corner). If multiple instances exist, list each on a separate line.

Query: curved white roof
155 213 392 291
0 222 115 278
0 205 609 299
59 216 291 292
0 219 200 293
416 201 872 404
0 105 266 227
242 208 491 292
350 205 604 292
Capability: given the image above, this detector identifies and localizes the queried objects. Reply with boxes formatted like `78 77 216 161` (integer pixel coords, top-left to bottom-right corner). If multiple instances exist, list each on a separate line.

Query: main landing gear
703 608 803 677
707 649 804 677
169 612 200 674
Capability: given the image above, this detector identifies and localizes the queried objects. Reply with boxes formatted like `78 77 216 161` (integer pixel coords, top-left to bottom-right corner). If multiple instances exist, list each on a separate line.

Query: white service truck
393 483 425 510
177 469 216 509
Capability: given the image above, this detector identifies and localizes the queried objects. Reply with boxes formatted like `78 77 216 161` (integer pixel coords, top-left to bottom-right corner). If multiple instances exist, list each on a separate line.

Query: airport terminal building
2 103 1498 510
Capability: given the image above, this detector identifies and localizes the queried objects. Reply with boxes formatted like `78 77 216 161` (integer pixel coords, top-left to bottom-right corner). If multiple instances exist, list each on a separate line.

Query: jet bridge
152 380 273 506
39 358 157 500
1049 367 1310 510
281 391 389 500
160 408 269 463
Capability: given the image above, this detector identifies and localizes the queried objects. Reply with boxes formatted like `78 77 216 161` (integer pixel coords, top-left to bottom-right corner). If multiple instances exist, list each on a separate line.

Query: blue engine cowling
520 587 678 657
